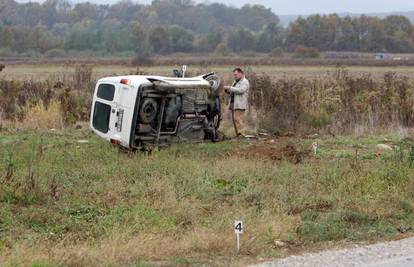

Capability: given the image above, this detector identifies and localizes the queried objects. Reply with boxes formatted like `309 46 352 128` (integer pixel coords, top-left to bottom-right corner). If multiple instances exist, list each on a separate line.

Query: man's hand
224 86 231 94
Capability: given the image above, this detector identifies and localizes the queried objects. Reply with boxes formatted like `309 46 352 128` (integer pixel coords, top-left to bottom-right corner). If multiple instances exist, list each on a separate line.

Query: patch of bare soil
228 141 307 164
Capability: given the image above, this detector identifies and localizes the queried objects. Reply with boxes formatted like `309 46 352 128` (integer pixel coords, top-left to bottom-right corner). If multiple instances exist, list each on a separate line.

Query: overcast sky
15 0 414 15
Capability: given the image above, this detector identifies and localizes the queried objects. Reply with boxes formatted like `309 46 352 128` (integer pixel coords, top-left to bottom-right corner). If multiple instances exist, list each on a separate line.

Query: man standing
224 68 250 137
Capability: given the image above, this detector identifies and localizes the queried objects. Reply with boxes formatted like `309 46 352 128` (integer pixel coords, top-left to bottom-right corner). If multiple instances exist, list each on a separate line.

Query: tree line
0 0 414 57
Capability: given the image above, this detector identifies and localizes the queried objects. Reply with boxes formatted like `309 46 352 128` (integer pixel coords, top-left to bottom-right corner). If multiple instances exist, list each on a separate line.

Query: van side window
97 84 115 101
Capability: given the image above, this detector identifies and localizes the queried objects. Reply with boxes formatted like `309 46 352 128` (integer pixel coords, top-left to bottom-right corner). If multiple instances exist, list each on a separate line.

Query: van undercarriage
131 76 221 148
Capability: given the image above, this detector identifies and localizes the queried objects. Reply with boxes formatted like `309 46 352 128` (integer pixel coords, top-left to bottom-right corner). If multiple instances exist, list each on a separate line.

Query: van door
91 82 119 143
91 80 139 148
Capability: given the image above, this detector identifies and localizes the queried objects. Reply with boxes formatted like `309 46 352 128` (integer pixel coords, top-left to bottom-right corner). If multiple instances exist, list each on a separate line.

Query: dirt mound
229 143 305 164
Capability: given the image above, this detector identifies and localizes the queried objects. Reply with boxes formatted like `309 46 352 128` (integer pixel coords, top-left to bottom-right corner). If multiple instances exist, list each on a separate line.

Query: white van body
90 73 221 149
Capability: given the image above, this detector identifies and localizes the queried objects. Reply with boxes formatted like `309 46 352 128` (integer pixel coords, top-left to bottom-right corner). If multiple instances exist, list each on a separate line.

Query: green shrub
306 108 332 129
44 48 66 58
269 47 284 58
0 47 15 57
240 50 259 57
214 43 231 56
296 214 347 242
20 49 41 57
400 199 413 214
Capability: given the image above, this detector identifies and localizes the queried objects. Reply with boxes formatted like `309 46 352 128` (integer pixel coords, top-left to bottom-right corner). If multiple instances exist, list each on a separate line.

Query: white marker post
182 65 187 78
312 142 318 157
234 220 243 252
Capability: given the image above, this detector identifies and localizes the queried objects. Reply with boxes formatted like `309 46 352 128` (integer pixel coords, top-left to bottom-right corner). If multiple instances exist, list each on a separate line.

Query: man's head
233 67 244 81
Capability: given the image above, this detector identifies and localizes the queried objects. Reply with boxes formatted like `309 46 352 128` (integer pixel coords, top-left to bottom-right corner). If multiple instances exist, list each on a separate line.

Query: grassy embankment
0 127 413 266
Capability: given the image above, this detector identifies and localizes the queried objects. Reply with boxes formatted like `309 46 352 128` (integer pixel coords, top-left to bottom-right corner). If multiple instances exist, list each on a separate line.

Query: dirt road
252 237 414 267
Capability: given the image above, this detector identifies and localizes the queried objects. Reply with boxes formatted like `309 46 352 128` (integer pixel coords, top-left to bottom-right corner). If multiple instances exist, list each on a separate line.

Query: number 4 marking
234 220 243 234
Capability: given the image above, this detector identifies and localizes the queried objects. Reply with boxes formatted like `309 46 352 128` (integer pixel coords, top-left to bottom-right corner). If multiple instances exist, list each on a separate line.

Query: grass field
3 63 414 81
0 126 413 266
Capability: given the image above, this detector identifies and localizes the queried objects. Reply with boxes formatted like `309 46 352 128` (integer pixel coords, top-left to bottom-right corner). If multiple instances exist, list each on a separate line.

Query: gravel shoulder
252 237 414 267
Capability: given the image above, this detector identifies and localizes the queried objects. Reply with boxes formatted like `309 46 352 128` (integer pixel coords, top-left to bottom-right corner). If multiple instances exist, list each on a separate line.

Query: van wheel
139 98 158 124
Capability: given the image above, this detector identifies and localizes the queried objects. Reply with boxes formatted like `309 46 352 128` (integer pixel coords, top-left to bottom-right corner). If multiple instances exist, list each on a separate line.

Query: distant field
3 63 414 81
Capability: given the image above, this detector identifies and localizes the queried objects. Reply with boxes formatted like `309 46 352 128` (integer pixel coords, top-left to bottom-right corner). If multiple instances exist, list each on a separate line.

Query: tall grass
18 101 64 130
1 65 414 136
0 65 92 128
248 67 414 135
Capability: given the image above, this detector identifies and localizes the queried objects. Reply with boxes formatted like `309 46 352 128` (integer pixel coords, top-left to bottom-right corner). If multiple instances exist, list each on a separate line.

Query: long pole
236 233 240 252
231 95 239 136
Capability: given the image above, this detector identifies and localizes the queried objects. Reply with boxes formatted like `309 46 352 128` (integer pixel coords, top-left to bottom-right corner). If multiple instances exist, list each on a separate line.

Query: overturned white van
90 72 221 149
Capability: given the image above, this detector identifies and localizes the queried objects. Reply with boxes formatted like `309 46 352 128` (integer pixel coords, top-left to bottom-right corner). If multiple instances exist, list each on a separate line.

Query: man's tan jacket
229 77 250 110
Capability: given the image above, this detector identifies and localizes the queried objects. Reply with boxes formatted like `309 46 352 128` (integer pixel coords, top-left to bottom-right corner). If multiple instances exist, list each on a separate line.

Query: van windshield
92 101 111 133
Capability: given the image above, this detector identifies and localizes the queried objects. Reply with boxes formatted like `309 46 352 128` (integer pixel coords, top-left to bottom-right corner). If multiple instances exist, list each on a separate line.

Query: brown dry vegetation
0 64 92 130
247 68 414 135
2 64 414 137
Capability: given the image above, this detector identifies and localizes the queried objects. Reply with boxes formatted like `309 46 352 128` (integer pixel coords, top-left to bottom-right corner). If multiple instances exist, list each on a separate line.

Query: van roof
98 74 212 88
